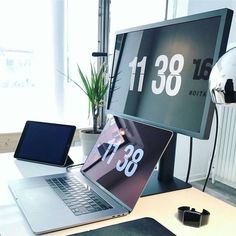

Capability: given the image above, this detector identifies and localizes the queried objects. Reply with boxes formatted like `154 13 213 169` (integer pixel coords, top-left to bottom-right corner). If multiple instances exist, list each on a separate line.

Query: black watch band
178 206 210 227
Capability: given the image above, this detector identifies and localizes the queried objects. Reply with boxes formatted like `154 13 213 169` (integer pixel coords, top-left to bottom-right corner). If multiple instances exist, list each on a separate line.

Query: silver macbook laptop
9 116 173 235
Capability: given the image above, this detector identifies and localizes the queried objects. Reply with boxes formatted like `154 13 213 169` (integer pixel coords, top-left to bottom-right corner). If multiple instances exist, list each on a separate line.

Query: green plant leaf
62 62 109 133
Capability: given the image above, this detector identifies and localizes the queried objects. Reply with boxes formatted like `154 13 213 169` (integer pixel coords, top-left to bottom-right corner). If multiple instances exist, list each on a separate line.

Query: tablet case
68 217 176 236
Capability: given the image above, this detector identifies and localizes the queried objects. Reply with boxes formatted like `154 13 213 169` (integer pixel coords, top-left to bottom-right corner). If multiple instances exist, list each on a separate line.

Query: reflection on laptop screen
82 116 173 209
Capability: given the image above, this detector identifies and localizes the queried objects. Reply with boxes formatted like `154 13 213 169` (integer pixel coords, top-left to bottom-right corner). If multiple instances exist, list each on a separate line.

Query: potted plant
70 63 109 157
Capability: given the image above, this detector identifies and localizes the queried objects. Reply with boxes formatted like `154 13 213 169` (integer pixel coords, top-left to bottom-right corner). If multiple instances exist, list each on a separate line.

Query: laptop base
141 170 191 197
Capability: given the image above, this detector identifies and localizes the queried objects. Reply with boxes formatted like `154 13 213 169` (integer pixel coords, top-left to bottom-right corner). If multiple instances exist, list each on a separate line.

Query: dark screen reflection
81 116 172 209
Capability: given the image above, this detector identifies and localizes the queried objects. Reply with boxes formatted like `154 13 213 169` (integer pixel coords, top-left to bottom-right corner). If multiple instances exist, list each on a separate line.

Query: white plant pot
79 129 101 162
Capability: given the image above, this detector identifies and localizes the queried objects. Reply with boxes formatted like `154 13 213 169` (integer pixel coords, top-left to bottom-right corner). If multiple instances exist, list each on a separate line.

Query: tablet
14 121 76 166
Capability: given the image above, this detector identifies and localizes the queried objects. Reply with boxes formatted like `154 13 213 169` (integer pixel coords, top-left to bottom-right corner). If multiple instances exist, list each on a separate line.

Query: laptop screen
81 116 173 209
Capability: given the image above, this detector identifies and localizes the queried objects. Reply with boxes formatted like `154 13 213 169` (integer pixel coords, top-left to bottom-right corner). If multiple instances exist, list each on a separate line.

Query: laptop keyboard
46 176 112 216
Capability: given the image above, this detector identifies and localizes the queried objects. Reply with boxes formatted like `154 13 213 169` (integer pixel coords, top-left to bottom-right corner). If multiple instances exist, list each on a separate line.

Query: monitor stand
142 133 191 196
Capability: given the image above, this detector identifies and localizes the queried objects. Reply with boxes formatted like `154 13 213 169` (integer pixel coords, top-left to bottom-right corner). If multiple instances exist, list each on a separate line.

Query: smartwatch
178 206 210 227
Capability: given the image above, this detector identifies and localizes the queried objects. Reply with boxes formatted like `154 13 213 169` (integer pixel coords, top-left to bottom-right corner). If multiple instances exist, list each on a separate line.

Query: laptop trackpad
17 186 74 232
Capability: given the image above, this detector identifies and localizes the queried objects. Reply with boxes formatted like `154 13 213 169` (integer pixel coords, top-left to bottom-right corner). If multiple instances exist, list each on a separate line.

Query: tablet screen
14 121 76 166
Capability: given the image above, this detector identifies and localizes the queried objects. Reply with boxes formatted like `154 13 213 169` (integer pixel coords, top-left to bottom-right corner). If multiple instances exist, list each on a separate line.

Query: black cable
66 163 84 172
203 106 219 192
185 136 193 183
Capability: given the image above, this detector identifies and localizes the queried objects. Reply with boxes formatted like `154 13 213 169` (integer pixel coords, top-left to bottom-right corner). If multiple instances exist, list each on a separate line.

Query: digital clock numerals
192 58 213 80
116 144 144 177
129 56 147 92
101 143 144 177
128 55 213 96
101 142 119 165
128 54 184 96
152 54 184 96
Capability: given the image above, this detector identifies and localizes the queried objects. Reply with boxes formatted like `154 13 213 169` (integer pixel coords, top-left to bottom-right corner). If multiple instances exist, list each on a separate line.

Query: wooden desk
0 149 236 236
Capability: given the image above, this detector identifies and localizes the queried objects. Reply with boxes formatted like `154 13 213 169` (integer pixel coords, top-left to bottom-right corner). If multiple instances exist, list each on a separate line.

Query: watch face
183 211 202 227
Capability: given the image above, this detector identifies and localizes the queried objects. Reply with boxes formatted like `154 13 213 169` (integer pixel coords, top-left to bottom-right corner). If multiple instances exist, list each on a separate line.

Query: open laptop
9 116 173 235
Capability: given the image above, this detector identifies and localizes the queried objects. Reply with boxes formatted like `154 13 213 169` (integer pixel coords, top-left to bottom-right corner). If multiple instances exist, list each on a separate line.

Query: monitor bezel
107 8 233 139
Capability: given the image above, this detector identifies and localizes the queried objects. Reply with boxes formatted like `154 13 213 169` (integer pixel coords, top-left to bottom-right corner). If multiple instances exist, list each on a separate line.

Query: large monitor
107 8 233 195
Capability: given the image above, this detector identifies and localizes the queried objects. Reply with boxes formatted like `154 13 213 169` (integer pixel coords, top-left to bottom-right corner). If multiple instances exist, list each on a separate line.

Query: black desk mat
67 217 176 236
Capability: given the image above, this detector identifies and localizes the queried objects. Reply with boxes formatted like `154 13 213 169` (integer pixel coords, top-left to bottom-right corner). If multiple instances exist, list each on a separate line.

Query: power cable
203 106 219 192
185 137 193 183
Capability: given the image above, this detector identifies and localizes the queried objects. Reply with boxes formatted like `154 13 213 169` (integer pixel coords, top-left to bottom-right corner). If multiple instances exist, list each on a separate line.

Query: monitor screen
107 8 233 139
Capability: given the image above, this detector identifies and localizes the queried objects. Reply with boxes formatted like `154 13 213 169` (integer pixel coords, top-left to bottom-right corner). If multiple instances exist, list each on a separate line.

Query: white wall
175 118 216 181
169 0 236 182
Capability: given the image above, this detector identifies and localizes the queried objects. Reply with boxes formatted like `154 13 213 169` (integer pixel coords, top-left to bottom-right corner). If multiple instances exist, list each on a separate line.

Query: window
108 0 167 83
0 0 167 151
0 0 99 133
109 0 167 57
64 0 99 128
0 0 57 132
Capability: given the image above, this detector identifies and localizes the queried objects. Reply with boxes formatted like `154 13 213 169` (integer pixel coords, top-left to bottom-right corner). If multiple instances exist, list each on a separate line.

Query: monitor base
141 170 192 197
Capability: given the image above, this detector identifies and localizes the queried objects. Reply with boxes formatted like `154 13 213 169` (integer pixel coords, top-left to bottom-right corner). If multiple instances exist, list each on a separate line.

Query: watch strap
178 206 210 227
